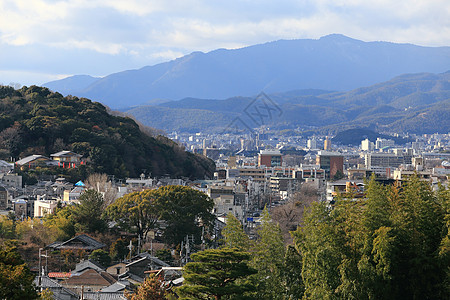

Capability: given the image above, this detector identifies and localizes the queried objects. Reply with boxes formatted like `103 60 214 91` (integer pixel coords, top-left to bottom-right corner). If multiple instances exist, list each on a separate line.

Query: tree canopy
107 185 215 246
0 85 215 179
0 242 39 299
292 175 449 299
177 248 257 300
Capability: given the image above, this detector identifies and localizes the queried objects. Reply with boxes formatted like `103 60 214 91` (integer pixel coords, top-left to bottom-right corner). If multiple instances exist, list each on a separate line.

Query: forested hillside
0 85 214 179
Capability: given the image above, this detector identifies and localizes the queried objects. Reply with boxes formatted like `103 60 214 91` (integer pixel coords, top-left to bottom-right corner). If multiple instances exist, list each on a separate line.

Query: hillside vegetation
0 85 215 179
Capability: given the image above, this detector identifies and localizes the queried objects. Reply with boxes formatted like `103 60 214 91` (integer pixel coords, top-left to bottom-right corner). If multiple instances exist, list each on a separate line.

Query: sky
1 0 449 87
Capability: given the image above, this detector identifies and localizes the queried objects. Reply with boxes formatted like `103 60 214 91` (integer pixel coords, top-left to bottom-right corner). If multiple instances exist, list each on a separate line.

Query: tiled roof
34 276 79 299
48 272 72 278
55 234 106 251
51 151 82 157
73 259 105 274
65 269 116 286
15 155 49 165
101 280 131 293
82 292 127 300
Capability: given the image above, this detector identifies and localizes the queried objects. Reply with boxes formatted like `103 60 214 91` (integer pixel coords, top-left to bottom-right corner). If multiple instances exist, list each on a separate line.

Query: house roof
82 292 127 300
127 253 170 268
33 276 79 299
48 234 106 251
100 280 131 293
51 150 82 158
15 155 49 166
73 259 105 274
65 269 116 287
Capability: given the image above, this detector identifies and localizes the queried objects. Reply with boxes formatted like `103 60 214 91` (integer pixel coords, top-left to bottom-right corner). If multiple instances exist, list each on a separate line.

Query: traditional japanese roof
33 276 79 299
100 280 131 293
15 155 49 166
82 292 127 300
73 259 105 275
127 253 170 268
64 269 116 287
51 150 82 158
47 234 106 251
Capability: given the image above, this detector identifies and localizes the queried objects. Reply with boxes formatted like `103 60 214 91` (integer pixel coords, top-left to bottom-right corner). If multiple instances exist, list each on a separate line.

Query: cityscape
0 0 449 299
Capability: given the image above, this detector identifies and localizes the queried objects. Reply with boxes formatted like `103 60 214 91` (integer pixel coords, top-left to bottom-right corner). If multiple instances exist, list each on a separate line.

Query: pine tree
177 248 257 299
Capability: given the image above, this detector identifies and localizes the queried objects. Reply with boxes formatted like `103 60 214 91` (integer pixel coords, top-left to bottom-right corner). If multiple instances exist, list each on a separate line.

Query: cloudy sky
1 0 449 86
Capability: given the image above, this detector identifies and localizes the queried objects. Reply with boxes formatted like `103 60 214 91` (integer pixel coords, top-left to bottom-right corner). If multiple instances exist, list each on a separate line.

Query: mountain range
124 71 450 134
44 34 450 109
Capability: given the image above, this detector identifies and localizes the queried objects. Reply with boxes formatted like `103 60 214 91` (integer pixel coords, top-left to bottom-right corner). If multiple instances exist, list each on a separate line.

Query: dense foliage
177 248 257 300
0 242 39 299
107 185 215 246
0 85 215 179
292 176 449 299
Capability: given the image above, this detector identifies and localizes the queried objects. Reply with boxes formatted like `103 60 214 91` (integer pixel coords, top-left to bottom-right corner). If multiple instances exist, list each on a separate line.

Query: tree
283 245 304 300
43 205 76 241
154 185 215 246
72 189 107 234
0 242 39 299
85 173 118 206
222 213 250 251
177 248 257 300
251 207 286 300
89 249 111 267
127 274 166 300
292 175 449 300
107 189 159 243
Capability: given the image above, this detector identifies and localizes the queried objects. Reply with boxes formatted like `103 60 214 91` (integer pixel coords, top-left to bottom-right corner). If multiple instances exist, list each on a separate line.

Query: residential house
51 151 83 168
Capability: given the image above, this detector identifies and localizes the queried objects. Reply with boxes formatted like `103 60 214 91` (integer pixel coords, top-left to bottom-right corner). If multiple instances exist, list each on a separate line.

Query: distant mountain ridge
43 34 450 109
124 71 450 134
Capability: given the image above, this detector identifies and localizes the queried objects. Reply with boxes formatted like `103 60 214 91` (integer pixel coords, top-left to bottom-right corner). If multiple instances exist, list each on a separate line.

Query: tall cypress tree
251 207 286 300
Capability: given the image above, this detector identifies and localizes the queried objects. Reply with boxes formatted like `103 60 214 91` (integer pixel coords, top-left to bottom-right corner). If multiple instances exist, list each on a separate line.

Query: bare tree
271 183 319 244
85 173 118 207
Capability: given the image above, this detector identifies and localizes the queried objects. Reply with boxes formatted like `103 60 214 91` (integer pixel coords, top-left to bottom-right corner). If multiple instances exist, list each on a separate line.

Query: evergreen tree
72 189 107 234
283 245 304 300
177 248 257 299
251 207 286 300
222 213 250 251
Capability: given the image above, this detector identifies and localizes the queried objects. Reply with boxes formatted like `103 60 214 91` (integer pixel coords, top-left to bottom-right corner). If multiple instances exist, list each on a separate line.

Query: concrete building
34 199 58 218
316 151 344 179
375 138 395 150
238 168 266 182
324 137 332 150
307 138 318 150
258 149 282 167
0 186 7 210
361 139 375 151
365 153 410 169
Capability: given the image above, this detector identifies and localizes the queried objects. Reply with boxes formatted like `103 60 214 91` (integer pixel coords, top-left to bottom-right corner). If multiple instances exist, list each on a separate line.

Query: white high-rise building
307 138 318 149
361 138 375 151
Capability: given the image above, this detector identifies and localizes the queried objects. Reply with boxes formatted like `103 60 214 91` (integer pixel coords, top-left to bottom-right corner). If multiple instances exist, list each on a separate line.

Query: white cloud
0 0 449 85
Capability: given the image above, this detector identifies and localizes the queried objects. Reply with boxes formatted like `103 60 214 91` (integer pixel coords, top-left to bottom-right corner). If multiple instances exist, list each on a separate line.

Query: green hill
0 85 215 179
